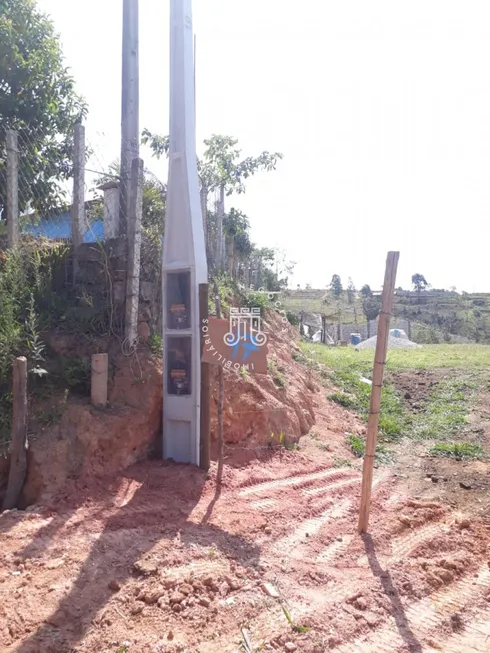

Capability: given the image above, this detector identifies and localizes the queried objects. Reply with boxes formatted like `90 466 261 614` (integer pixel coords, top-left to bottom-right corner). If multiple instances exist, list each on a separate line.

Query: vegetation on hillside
281 273 490 343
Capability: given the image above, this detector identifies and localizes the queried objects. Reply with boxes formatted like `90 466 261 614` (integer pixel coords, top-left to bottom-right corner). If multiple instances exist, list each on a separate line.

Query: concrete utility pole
120 0 140 237
162 0 208 465
6 130 19 249
71 123 86 250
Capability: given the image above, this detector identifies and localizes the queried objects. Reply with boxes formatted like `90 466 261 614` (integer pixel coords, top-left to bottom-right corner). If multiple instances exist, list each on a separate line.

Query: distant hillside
280 289 490 343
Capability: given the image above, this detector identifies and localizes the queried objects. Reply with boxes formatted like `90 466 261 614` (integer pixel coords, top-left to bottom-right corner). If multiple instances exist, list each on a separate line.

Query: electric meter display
167 271 191 329
167 336 192 396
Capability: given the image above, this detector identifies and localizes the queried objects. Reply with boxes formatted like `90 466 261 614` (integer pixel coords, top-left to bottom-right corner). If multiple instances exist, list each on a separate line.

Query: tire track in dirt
334 564 490 652
239 467 357 496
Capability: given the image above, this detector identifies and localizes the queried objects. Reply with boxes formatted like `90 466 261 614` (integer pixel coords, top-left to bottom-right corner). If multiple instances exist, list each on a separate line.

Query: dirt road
1 396 489 652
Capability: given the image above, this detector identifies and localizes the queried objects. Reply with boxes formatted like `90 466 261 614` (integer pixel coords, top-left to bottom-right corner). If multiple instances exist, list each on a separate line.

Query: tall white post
162 0 208 465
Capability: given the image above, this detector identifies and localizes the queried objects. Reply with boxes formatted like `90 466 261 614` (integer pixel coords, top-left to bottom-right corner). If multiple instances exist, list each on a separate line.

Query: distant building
22 203 103 243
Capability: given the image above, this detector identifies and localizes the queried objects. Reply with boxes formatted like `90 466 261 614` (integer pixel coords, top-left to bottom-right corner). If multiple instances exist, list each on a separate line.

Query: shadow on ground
10 460 261 653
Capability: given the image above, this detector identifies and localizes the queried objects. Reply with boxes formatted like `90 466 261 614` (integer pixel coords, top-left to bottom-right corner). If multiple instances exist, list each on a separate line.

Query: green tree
0 0 87 217
329 274 343 298
360 284 373 298
362 296 381 338
411 273 429 302
142 129 282 270
347 277 356 304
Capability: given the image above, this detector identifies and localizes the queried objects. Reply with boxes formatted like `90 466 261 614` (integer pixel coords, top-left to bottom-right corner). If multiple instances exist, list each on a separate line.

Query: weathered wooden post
199 283 210 471
2 357 28 510
91 354 108 408
125 157 144 345
6 130 19 249
358 252 399 533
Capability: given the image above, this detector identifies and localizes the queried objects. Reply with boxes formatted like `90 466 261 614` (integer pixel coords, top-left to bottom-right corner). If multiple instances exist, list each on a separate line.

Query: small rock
431 476 439 484
458 519 471 530
145 590 164 604
284 643 297 652
336 535 343 541
203 576 214 587
172 603 182 613
398 515 411 527
264 526 272 535
180 583 193 595
261 582 280 598
167 631 174 640
459 481 472 490
199 597 211 608
450 612 464 631
170 591 185 604
108 580 121 592
219 581 230 596
438 569 454 583
354 597 367 611
130 603 144 615
133 560 158 576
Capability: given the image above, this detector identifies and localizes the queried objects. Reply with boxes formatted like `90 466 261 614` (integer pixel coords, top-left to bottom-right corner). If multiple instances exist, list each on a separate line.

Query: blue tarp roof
22 211 103 243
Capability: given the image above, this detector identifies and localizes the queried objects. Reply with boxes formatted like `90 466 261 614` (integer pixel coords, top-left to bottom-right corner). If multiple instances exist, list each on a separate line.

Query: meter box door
163 268 200 465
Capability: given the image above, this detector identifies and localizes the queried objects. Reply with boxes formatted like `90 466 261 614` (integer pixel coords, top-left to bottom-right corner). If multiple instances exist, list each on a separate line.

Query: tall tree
347 277 356 304
329 274 343 298
411 273 429 302
360 284 373 298
141 129 282 270
362 296 381 338
0 0 87 217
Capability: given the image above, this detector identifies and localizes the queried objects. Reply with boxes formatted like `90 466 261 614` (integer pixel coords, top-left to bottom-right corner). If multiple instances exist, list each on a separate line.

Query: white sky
38 0 490 291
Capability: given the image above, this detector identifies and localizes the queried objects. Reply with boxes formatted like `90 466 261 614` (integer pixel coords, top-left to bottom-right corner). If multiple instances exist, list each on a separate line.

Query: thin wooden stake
199 283 211 471
2 357 28 510
358 251 399 533
213 282 224 485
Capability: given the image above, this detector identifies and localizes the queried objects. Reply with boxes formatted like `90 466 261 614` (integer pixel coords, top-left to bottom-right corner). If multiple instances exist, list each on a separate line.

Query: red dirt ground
1 391 490 653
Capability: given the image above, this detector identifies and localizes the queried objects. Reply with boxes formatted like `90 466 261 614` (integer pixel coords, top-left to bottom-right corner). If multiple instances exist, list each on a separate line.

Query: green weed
429 442 484 459
148 333 163 355
328 392 356 408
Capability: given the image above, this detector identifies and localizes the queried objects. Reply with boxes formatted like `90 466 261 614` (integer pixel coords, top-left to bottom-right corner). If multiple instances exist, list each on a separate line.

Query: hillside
280 288 490 344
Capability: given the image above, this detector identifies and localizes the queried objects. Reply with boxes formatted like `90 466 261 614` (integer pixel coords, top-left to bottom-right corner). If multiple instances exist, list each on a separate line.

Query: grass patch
328 392 356 408
268 360 286 388
429 442 484 459
301 342 486 443
302 344 404 441
411 378 475 440
347 433 391 463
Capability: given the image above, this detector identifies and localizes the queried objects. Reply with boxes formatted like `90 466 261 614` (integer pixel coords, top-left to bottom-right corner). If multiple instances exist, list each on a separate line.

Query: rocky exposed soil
1 385 490 652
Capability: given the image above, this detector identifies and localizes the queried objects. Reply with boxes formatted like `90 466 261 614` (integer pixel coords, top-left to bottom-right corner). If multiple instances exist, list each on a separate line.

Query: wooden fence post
358 251 399 533
213 282 225 485
6 130 19 249
199 283 211 471
125 157 144 345
91 354 108 408
2 357 28 510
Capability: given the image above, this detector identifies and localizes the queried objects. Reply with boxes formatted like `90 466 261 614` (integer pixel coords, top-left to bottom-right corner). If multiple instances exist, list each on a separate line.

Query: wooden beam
199 283 210 471
358 251 399 533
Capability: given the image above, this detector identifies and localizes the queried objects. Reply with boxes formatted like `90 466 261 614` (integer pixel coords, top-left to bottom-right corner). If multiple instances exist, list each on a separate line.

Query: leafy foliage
0 0 87 216
329 274 343 298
